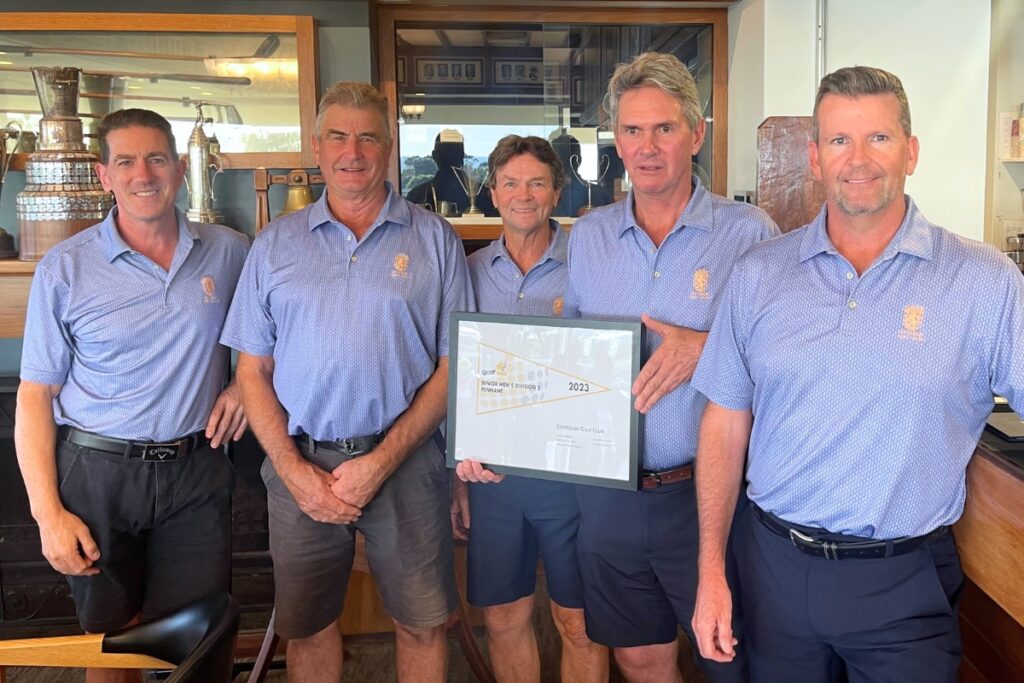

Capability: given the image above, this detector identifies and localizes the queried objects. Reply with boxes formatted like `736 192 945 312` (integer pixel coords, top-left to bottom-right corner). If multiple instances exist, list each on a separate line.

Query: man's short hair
315 81 392 144
486 135 566 191
97 109 177 164
813 66 912 141
604 52 701 131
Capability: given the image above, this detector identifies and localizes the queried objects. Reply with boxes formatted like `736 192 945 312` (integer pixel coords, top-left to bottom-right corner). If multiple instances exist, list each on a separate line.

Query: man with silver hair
564 52 778 683
692 65 1024 682
222 81 472 683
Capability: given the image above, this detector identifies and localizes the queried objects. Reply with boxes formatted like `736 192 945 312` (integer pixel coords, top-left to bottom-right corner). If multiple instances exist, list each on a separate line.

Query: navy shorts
467 475 582 609
738 502 963 683
263 438 457 639
57 439 234 633
575 479 747 682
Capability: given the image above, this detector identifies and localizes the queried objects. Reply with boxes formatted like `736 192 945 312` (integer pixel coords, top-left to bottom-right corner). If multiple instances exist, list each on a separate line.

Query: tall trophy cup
570 152 611 217
0 123 22 259
452 164 486 217
16 67 113 261
185 103 224 224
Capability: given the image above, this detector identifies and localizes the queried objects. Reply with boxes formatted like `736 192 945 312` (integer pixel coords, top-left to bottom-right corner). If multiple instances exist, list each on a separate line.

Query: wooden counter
955 437 1024 682
0 261 32 339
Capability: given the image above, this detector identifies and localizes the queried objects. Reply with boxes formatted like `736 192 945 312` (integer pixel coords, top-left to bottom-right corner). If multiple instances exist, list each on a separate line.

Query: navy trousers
736 503 963 683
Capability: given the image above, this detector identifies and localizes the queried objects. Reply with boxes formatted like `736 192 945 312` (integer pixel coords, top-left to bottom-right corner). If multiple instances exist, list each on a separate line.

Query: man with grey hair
222 81 472 683
564 52 778 683
692 65 1024 681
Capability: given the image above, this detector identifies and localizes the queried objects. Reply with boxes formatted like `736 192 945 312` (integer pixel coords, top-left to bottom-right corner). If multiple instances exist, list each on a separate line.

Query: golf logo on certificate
447 312 644 490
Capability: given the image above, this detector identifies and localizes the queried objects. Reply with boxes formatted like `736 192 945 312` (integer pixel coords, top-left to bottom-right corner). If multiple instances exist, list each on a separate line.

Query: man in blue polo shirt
221 81 472 683
564 52 778 683
16 108 248 683
691 66 1024 682
454 134 608 682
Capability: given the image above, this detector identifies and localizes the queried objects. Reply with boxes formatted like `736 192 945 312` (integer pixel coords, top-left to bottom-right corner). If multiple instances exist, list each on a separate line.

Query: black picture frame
447 312 645 490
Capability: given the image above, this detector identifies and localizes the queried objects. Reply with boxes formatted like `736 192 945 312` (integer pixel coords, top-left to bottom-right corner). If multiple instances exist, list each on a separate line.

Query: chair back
103 593 240 683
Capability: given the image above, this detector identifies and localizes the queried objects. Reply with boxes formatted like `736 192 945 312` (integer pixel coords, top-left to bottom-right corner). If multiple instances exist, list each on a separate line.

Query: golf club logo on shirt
392 253 410 278
897 305 925 342
552 296 564 316
691 268 710 300
200 275 219 304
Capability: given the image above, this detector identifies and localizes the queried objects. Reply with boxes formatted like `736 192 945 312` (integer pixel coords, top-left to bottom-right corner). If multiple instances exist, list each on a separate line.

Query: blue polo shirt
468 220 567 317
565 178 779 470
693 197 1024 538
220 184 473 441
21 207 250 442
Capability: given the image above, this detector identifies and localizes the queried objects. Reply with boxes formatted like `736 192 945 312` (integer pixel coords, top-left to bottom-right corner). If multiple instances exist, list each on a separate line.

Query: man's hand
455 458 505 484
692 571 738 663
632 314 708 413
450 474 471 541
205 382 247 448
331 454 388 509
37 508 101 576
279 458 362 524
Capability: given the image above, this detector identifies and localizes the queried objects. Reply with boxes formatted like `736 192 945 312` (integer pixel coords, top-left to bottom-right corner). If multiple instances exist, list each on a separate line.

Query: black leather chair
0 592 240 683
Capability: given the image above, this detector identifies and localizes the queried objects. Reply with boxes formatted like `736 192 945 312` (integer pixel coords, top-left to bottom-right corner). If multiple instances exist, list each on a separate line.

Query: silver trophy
451 164 487 217
0 122 22 258
570 152 611 216
16 67 113 261
185 103 224 224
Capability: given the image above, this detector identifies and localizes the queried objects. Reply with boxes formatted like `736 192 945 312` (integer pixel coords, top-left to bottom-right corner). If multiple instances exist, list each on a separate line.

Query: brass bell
278 170 316 217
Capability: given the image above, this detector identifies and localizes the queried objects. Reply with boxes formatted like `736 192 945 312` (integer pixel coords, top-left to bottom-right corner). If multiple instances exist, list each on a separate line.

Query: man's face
809 93 919 218
614 86 705 200
312 105 392 201
490 153 560 237
94 126 184 228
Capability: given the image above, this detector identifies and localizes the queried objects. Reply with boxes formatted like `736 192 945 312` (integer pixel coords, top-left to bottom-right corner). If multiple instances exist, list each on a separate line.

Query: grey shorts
263 437 457 639
56 439 234 633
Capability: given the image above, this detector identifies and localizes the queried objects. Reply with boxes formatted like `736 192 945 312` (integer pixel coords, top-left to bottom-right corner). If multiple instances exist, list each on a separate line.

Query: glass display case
376 5 727 228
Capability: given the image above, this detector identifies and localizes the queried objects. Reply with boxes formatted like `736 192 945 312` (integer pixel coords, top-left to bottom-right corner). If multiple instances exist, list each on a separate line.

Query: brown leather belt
641 463 694 489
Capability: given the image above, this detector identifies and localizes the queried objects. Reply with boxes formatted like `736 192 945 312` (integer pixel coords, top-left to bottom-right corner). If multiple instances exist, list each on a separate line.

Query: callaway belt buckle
141 440 183 462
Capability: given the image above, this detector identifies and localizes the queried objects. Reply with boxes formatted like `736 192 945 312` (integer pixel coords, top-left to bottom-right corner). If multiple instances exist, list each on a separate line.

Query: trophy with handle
570 152 611 217
451 164 487 216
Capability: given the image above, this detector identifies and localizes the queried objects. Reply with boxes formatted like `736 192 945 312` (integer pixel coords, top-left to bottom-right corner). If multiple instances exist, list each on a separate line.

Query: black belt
641 463 693 489
752 503 948 560
59 426 207 462
296 431 386 457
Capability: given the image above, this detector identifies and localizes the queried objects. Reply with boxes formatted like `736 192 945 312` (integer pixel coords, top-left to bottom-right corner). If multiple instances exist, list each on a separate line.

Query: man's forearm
234 353 303 471
695 402 752 574
370 356 450 478
14 381 63 522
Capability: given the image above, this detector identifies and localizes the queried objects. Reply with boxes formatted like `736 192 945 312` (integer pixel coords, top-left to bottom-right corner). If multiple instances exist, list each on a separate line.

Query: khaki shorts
263 438 457 639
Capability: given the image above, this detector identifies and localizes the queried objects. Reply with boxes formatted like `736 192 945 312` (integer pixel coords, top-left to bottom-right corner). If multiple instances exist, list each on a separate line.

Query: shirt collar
619 175 713 238
489 219 567 267
799 196 935 263
99 206 197 263
307 181 410 233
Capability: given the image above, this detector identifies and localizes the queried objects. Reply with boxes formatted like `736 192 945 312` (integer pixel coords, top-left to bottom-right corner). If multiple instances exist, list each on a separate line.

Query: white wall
729 0 991 240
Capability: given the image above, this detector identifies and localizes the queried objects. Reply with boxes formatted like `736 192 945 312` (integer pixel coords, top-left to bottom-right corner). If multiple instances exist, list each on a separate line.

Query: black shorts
56 439 234 632
575 479 747 682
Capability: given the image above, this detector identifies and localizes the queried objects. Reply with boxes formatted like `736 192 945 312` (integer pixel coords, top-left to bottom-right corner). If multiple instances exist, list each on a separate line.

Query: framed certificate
447 312 645 490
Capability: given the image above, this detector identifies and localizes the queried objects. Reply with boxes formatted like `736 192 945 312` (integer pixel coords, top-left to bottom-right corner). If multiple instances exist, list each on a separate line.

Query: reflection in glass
395 22 714 218
0 31 301 155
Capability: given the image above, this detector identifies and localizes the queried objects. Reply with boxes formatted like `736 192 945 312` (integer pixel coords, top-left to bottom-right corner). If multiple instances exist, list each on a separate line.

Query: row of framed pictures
398 56 564 87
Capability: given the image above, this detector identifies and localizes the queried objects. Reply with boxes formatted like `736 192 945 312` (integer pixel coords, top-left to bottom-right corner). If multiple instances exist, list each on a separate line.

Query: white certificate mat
447 312 644 490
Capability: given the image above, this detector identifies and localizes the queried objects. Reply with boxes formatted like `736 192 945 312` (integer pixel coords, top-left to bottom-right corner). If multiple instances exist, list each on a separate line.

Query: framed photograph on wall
414 58 484 86
397 57 407 86
494 60 543 85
